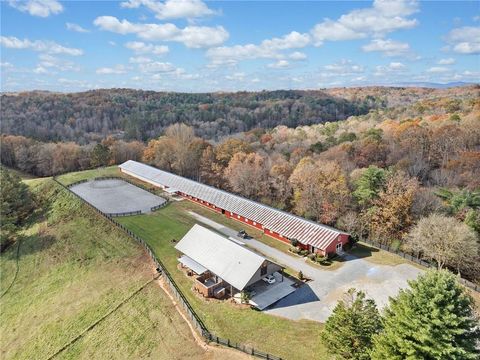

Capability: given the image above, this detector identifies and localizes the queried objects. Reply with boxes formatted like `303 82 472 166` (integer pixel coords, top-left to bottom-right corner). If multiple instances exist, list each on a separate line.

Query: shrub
290 238 299 247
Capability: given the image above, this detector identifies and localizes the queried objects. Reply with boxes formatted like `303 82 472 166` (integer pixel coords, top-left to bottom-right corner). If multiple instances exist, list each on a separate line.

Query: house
119 160 350 256
175 224 283 299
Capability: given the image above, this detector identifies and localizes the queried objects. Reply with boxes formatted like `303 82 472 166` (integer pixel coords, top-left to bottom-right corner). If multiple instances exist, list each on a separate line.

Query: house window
237 215 240 219
230 212 233 215
253 222 256 226
245 219 249 223
270 230 273 233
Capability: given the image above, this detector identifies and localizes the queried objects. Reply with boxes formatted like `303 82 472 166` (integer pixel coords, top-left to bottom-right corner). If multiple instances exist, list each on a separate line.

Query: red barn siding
121 164 349 253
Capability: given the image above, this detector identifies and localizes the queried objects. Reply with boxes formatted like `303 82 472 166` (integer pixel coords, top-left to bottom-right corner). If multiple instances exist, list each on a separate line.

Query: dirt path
155 276 251 360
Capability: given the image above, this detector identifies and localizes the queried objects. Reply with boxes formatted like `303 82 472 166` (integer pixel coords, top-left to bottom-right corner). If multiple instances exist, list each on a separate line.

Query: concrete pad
248 272 297 310
70 179 166 215
187 210 423 322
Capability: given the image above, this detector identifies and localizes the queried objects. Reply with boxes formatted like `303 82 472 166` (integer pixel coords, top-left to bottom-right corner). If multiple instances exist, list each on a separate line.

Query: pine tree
371 270 480 360
0 168 34 250
322 288 382 360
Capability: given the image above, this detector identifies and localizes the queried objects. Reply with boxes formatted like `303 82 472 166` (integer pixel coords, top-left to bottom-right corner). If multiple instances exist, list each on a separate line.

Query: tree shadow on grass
2 232 56 261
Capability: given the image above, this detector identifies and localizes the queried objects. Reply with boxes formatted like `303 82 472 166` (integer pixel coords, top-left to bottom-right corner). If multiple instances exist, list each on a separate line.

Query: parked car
262 274 276 284
237 229 249 239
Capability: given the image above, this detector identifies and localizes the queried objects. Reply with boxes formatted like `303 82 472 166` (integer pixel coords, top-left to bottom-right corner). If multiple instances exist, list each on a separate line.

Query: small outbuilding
175 224 287 304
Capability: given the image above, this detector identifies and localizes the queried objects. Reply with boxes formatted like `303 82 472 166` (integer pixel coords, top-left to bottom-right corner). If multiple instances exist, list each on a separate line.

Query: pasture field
117 203 329 360
0 179 237 360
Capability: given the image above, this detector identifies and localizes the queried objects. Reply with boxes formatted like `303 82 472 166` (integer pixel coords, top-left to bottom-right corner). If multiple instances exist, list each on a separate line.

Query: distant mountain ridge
1 85 478 143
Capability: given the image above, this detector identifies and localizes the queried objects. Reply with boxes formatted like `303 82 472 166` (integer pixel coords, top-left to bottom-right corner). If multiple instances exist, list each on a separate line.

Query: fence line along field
0 178 245 360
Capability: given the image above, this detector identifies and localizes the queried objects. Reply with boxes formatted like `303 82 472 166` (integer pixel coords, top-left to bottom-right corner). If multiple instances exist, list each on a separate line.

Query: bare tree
405 213 479 274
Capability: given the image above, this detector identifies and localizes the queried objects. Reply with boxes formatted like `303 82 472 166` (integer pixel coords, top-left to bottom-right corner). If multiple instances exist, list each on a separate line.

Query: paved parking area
188 210 423 322
70 179 166 215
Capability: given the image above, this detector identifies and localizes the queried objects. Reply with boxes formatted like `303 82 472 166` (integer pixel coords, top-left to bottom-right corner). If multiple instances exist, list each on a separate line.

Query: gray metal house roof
175 224 270 290
119 160 348 250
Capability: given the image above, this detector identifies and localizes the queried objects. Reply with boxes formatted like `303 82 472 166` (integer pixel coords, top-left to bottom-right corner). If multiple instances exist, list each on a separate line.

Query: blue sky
1 0 479 92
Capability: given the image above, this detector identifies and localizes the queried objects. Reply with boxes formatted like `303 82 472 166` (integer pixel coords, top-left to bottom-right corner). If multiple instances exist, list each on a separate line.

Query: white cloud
66 22 90 33
311 0 418 45
94 16 228 48
206 31 309 66
444 26 480 54
120 0 217 20
125 41 169 55
267 60 290 69
289 51 307 61
437 58 455 65
426 66 449 73
37 53 80 71
225 72 246 81
0 62 13 68
96 65 127 74
362 38 411 56
140 61 176 73
0 36 83 56
33 66 48 74
388 62 406 70
324 59 364 75
8 0 63 17
129 56 153 64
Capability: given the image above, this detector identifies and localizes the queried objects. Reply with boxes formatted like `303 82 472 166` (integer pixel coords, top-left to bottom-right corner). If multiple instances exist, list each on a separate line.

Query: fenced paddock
69 179 166 216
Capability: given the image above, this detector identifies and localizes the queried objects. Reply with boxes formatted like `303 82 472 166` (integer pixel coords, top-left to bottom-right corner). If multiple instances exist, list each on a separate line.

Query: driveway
187 211 423 322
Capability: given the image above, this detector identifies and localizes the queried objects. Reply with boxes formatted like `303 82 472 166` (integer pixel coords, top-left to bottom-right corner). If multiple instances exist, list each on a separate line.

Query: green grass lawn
117 203 330 360
351 242 422 268
0 179 212 360
56 166 122 185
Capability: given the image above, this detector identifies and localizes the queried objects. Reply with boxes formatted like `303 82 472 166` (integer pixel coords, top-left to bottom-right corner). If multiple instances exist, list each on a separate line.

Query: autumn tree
322 288 382 360
405 214 479 275
224 152 269 200
290 158 350 224
371 270 480 360
365 171 419 246
215 138 252 167
199 146 224 188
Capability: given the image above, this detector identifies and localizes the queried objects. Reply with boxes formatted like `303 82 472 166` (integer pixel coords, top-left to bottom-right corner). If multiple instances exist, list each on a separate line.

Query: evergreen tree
371 270 480 360
353 166 387 206
90 143 111 168
322 288 382 360
0 168 34 250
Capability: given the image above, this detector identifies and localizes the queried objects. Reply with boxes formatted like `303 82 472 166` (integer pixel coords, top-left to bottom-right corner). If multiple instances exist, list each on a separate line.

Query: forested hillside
1 85 479 284
0 89 377 142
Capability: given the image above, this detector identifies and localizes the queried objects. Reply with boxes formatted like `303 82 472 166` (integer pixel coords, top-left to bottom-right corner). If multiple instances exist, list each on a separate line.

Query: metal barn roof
175 224 271 290
178 255 207 275
119 160 347 250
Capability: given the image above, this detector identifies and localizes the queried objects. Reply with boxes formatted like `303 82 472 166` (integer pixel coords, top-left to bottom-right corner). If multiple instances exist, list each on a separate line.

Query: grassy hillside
0 178 230 359
117 203 329 360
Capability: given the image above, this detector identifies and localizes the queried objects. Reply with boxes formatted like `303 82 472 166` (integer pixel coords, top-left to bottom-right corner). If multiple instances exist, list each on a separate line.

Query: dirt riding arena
70 179 166 215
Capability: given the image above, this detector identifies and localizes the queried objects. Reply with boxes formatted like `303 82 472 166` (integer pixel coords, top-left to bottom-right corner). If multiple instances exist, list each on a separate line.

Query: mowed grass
118 202 330 360
0 179 212 360
56 166 122 185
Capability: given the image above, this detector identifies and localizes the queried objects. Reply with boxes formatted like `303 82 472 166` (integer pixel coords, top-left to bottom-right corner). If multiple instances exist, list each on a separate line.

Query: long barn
119 160 349 256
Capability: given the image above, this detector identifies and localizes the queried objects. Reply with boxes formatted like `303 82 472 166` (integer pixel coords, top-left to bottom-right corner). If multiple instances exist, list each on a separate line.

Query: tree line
0 89 377 143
